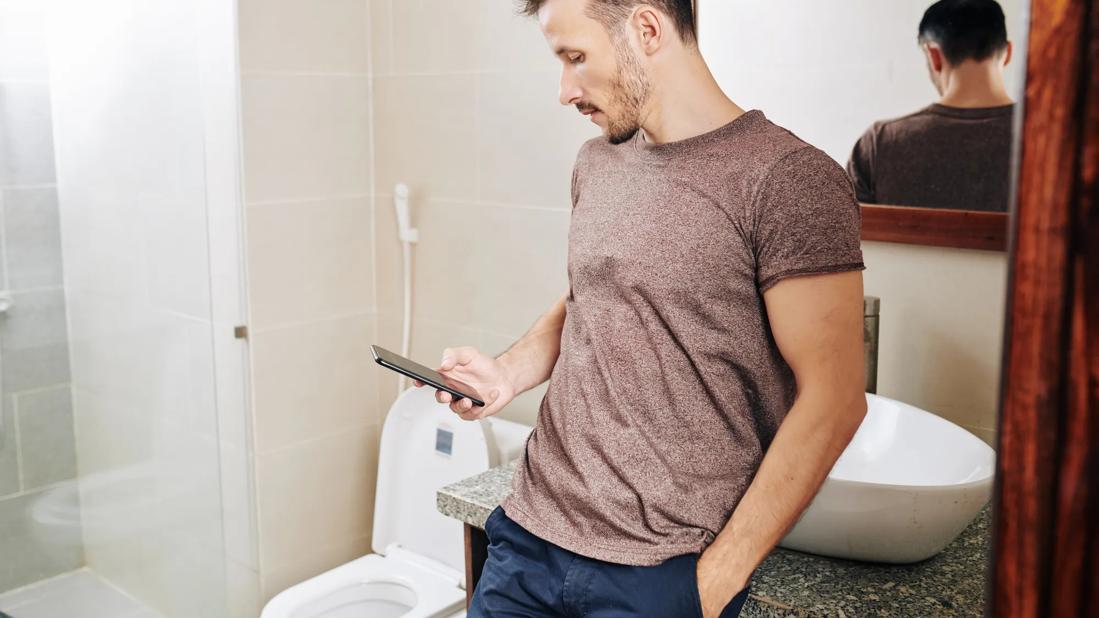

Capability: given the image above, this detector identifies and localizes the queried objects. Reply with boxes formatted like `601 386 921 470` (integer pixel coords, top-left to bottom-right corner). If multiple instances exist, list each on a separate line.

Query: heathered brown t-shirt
500 109 866 566
846 103 1015 212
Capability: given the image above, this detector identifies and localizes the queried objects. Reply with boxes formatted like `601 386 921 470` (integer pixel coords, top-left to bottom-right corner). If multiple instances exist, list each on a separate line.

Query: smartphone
370 344 486 407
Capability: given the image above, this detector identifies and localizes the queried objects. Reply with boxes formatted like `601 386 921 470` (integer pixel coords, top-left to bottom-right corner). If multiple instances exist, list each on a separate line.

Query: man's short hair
518 0 696 46
918 0 1009 65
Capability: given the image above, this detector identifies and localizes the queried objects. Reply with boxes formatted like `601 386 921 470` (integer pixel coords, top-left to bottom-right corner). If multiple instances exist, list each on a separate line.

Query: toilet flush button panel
435 426 454 457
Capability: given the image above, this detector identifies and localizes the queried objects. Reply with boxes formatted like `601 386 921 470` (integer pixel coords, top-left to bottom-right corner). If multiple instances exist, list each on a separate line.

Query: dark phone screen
370 344 485 407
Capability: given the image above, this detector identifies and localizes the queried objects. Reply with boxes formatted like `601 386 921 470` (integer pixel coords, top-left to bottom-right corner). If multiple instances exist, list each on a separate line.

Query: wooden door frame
991 0 1098 615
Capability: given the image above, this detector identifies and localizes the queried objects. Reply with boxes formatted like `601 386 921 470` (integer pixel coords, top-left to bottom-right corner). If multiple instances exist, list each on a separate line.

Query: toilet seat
260 389 531 618
261 552 466 618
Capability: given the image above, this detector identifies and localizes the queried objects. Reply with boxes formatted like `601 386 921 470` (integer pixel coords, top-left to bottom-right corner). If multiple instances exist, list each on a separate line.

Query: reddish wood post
464 523 489 609
991 0 1098 615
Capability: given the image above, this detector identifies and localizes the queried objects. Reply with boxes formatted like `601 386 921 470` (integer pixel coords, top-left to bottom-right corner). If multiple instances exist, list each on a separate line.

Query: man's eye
568 54 584 64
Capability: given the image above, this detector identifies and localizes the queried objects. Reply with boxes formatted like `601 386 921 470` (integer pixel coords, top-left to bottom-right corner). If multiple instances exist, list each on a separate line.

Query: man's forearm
702 387 867 590
496 292 568 395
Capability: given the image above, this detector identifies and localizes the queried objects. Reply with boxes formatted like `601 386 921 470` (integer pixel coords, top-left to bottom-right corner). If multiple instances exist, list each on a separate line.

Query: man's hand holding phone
414 346 517 421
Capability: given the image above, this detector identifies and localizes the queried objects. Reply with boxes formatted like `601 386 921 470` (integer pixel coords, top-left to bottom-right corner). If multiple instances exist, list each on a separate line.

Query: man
847 0 1015 212
415 0 867 615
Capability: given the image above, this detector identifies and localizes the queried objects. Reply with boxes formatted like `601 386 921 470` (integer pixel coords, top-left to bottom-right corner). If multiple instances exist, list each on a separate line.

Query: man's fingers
436 390 452 404
412 379 424 388
440 346 477 371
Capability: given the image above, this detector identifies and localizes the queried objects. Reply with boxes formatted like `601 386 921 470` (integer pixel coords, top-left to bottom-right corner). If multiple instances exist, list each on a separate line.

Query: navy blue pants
469 506 750 617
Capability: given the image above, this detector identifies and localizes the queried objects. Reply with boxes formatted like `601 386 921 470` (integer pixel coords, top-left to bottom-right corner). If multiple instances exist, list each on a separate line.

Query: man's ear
1003 40 1013 66
630 5 664 55
923 43 945 73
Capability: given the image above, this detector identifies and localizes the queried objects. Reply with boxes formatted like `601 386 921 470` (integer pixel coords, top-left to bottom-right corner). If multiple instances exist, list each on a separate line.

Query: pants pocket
483 505 504 541
717 584 751 618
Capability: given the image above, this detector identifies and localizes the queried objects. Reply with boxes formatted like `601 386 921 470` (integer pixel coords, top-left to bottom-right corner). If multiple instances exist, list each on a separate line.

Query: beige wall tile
245 201 307 328
368 0 394 76
241 74 371 203
373 192 401 315
403 200 482 325
246 197 374 330
380 200 564 334
239 0 370 74
372 75 477 201
377 197 566 337
251 314 378 453
255 424 379 579
478 71 599 207
476 0 559 73
262 535 373 604
390 0 480 74
472 204 570 336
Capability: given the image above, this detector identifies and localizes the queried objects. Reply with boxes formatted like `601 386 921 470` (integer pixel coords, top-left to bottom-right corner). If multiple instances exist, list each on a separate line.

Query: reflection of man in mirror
847 0 1014 212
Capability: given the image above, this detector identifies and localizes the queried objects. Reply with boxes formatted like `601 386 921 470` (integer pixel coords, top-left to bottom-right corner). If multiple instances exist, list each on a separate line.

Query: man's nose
559 72 582 106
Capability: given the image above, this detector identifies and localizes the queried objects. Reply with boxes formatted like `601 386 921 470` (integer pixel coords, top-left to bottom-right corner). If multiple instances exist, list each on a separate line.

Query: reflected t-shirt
846 103 1015 212
499 110 866 566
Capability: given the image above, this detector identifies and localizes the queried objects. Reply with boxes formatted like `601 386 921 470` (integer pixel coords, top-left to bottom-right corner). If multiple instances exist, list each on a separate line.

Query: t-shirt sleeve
846 126 877 203
752 146 866 293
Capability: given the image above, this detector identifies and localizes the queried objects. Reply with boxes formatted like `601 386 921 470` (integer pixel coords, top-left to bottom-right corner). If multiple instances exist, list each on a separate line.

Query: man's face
538 0 652 144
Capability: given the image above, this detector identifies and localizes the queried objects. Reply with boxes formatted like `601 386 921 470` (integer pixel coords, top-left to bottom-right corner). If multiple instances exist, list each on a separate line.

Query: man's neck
938 62 1014 108
637 55 746 145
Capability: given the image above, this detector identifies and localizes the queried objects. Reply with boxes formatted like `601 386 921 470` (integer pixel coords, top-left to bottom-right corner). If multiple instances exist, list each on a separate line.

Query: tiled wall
370 0 601 429
239 1 602 600
236 0 381 602
0 0 82 593
699 0 1022 444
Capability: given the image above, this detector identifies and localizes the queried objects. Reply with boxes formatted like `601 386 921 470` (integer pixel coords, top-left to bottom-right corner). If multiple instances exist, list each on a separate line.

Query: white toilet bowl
261 551 464 618
261 387 532 618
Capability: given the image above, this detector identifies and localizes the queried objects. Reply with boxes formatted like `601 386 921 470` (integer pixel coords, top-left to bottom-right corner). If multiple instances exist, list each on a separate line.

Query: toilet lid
372 387 493 573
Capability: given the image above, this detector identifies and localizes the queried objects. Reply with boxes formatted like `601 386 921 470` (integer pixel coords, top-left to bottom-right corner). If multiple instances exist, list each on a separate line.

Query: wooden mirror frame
861 204 1009 251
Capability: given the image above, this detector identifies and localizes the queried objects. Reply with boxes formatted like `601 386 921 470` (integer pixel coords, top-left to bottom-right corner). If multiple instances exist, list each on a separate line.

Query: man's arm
435 291 568 418
497 290 569 394
696 270 868 616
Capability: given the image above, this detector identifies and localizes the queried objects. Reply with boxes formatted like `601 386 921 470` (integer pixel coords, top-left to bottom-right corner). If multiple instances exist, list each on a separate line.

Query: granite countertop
437 460 991 617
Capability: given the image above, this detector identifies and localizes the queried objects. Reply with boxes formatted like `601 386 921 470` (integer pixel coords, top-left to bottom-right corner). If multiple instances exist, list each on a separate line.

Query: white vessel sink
779 393 995 563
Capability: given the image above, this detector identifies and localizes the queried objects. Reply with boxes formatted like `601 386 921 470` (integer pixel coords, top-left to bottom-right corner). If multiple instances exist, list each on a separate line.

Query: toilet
261 387 533 618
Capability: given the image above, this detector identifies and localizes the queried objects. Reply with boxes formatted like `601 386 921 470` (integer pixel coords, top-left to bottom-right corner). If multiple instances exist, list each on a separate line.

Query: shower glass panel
0 0 252 616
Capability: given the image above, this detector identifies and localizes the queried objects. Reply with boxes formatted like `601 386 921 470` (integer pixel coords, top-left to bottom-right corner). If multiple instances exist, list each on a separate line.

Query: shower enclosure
0 0 255 616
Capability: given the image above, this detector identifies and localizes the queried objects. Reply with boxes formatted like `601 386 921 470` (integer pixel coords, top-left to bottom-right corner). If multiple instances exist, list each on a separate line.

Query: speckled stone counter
437 460 991 617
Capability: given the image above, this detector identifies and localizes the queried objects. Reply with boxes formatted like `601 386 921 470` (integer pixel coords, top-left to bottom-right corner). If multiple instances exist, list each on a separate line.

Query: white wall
698 0 1027 163
698 0 1020 442
45 0 255 615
